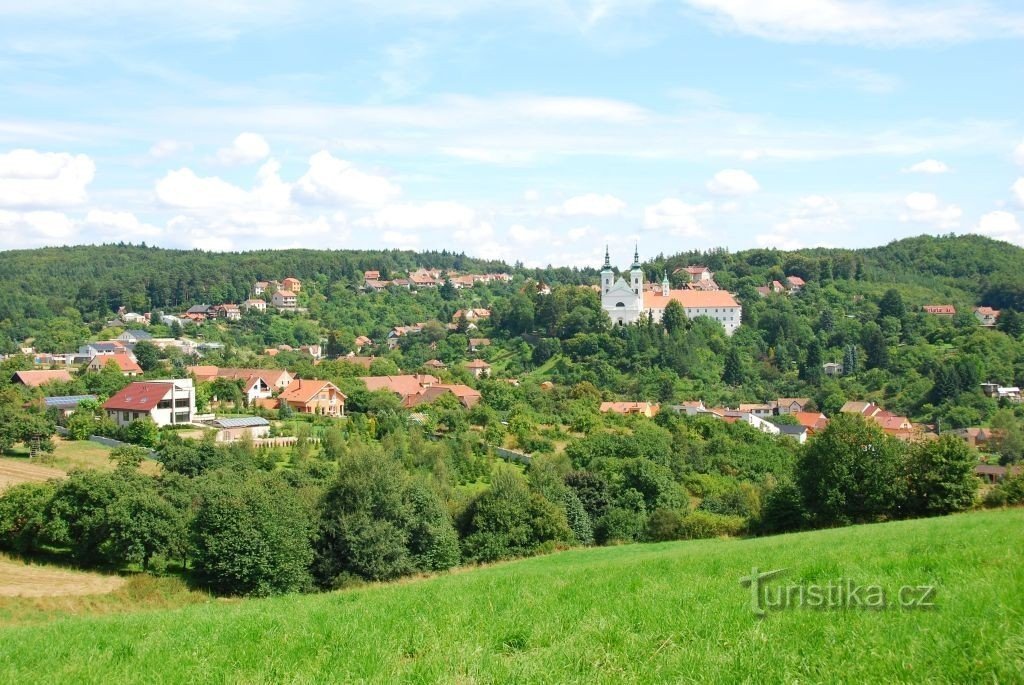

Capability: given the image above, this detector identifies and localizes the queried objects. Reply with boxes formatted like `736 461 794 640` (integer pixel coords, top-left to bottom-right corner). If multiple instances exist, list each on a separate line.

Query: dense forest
2 233 1024 597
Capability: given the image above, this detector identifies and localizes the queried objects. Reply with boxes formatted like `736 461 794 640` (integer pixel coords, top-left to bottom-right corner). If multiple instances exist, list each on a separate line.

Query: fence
252 436 322 449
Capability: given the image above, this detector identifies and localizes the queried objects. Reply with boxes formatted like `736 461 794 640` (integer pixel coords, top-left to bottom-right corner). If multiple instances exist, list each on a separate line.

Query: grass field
0 555 211 627
0 508 1021 683
0 439 159 490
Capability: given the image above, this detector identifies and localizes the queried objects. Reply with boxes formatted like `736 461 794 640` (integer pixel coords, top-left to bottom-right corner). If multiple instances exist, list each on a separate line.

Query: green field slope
2 509 1022 684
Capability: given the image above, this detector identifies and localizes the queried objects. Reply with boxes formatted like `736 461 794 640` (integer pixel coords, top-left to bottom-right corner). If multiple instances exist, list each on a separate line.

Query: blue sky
1 0 1023 267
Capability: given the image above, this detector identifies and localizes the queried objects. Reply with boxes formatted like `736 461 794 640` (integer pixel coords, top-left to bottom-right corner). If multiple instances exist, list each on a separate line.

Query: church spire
603 244 611 270
632 243 641 270
662 270 670 296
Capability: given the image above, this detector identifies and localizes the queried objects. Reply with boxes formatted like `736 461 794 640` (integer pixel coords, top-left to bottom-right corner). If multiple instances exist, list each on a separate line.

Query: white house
272 290 297 310
600 247 742 334
102 379 196 427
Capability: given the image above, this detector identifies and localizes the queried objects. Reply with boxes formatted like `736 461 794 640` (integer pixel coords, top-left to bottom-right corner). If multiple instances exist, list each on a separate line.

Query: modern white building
102 379 196 427
600 246 742 334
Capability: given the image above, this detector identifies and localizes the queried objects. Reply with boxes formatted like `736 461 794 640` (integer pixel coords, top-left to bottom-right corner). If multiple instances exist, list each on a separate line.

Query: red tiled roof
103 382 172 411
279 379 344 404
12 370 73 387
644 290 740 309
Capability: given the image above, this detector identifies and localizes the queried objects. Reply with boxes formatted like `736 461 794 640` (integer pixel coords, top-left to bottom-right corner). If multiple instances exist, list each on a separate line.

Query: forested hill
2 233 1024 344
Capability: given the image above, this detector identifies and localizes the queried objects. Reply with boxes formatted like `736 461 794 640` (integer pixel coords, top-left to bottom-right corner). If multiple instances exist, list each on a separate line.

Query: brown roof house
278 379 346 416
465 359 491 379
599 401 660 417
103 379 195 427
11 369 73 387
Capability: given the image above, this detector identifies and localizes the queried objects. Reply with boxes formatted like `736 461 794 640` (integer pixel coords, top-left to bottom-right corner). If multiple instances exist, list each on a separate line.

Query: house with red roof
278 379 345 416
975 306 1000 326
11 369 73 387
103 379 196 427
88 353 142 376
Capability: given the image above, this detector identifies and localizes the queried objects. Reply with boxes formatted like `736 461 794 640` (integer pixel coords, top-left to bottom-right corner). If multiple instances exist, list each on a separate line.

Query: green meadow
2 508 1022 684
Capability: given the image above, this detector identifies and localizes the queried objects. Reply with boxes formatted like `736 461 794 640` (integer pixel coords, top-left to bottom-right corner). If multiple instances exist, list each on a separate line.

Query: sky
1 0 1023 268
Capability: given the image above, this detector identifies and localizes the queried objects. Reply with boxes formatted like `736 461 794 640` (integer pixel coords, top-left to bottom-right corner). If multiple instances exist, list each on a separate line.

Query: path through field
0 460 64 492
0 557 124 598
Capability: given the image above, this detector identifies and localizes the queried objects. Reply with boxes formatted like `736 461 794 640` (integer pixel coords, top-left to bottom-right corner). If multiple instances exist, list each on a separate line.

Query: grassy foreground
1 509 1022 684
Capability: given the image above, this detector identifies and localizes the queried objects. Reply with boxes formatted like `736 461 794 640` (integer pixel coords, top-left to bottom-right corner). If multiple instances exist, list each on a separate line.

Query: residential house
359 374 440 405
272 290 297 310
680 265 714 282
738 403 775 418
364 279 390 293
923 305 957 316
668 400 707 415
242 298 267 313
39 394 98 418
776 397 810 415
952 426 1002 449
354 335 372 351
423 359 447 371
78 341 131 360
363 270 381 280
721 410 781 436
599 401 660 417
211 304 242 321
343 356 377 370
453 308 491 323
785 275 806 292
778 424 809 443
116 329 153 345
281 277 302 293
88 353 142 376
466 359 491 379
120 312 149 325
184 305 212 322
407 384 482 409
386 325 423 349
103 379 196 427
160 314 187 328
980 383 1022 402
253 281 270 295
278 379 346 416
188 366 296 393
299 345 323 359
974 464 1023 485
823 362 843 377
11 369 73 387
975 306 1000 326
793 411 830 433
204 416 270 442
468 338 491 353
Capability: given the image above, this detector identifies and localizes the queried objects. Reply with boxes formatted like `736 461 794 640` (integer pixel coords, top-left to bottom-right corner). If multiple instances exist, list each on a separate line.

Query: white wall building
600 246 742 335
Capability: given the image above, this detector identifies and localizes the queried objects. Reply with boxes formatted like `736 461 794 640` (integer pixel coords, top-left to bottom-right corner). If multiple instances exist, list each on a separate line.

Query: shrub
757 481 809 534
677 511 746 540
0 482 55 553
644 507 687 542
191 473 314 596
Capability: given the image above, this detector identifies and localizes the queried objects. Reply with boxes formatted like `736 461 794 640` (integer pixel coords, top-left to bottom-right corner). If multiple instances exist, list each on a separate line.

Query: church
600 246 742 335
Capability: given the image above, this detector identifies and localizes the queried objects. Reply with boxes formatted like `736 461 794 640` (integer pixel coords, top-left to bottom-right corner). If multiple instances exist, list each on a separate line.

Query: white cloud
357 201 476 230
216 132 270 165
682 0 1023 45
84 209 162 237
557 193 626 216
0 209 76 246
149 140 191 159
972 210 1022 244
900 192 962 229
508 224 547 244
1013 178 1024 206
293 151 400 207
0 149 94 208
904 159 951 174
155 168 251 209
523 189 540 202
706 169 760 195
757 194 845 248
381 230 420 248
643 198 711 236
1015 141 1024 166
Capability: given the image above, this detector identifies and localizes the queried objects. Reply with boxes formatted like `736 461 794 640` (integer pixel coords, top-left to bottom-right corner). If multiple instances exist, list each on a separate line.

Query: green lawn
1 509 1022 683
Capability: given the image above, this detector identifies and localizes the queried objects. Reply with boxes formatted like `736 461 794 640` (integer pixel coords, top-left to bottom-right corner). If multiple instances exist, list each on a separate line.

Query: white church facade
600 247 742 335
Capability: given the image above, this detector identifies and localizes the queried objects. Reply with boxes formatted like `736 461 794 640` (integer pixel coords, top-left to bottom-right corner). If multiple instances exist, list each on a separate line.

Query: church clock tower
601 245 613 294
630 244 644 296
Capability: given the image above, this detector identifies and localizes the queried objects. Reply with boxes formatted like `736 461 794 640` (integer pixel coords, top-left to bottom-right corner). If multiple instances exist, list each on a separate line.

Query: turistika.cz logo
739 567 936 617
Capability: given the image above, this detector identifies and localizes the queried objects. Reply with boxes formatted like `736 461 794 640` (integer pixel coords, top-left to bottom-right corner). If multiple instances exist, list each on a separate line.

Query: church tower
661 271 670 296
601 245 613 294
630 244 643 296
